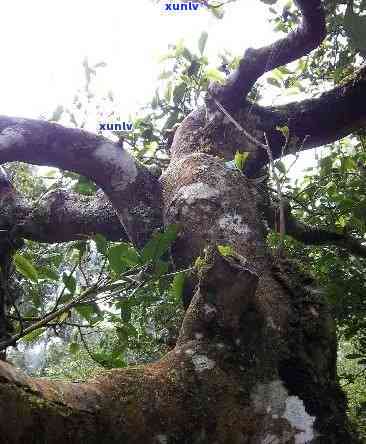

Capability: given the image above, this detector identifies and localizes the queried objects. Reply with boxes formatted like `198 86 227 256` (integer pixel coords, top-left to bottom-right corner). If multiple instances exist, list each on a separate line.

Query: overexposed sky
0 0 275 118
0 0 318 174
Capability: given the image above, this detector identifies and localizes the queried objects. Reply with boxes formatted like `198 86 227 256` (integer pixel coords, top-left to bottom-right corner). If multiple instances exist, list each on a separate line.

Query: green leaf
141 225 179 264
14 254 38 283
94 234 108 255
164 81 173 102
276 125 289 141
22 328 46 344
205 68 225 84
69 342 80 354
344 6 366 52
50 254 63 267
181 48 193 62
234 151 249 171
117 301 132 322
75 303 101 323
57 311 70 324
58 292 73 305
73 241 87 260
116 323 138 342
38 267 59 282
108 243 141 273
170 272 186 302
345 353 362 360
217 245 235 257
277 66 292 75
198 31 208 55
173 83 186 105
62 273 77 294
210 5 224 19
73 175 97 196
152 259 170 279
274 160 287 175
341 156 357 171
272 68 285 81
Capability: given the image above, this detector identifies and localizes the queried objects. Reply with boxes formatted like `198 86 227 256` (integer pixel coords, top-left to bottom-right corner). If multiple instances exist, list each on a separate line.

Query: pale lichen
251 380 316 444
283 396 316 444
0 127 26 149
155 434 168 444
179 182 219 205
262 435 279 444
203 304 217 317
218 213 253 238
192 354 215 373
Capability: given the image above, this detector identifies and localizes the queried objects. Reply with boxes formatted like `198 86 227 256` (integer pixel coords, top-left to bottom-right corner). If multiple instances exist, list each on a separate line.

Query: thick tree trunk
0 110 358 443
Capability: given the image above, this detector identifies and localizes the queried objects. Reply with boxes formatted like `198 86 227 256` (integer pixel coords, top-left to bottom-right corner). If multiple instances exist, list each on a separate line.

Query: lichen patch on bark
251 379 316 443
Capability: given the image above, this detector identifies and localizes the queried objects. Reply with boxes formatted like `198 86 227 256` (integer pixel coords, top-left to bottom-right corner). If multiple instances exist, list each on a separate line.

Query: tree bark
0 110 359 443
0 0 363 440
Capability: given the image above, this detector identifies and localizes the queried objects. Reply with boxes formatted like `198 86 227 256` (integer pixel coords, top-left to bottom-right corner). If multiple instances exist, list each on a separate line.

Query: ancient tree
0 1 365 442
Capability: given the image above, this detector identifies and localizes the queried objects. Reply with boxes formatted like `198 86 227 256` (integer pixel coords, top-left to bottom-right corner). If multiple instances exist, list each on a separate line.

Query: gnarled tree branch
267 201 366 258
286 215 366 258
0 179 127 243
265 66 366 158
207 0 326 112
0 117 163 247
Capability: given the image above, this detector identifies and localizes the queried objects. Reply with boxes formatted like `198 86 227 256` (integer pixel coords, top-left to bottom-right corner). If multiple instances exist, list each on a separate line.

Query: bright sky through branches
0 0 274 118
0 0 317 175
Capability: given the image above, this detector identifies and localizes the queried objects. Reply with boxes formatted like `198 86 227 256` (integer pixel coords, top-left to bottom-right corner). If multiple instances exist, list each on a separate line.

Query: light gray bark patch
179 182 219 205
218 213 253 237
191 354 215 373
93 143 137 191
251 380 316 443
283 396 316 444
0 127 26 149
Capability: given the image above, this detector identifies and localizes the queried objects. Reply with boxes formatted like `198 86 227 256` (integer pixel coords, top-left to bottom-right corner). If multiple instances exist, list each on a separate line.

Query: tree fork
0 152 356 441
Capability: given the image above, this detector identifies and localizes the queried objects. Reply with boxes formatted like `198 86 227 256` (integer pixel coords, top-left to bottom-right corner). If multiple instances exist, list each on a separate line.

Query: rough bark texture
0 117 162 247
0 111 358 443
0 187 126 243
0 0 364 441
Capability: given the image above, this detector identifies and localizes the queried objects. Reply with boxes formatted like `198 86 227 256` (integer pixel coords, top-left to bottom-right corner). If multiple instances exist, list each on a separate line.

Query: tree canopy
0 0 366 441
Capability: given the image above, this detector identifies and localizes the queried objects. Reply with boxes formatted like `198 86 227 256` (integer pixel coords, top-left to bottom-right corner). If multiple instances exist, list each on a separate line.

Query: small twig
210 97 268 151
264 133 286 245
52 261 79 312
96 258 107 285
160 267 194 278
0 280 124 351
78 261 90 287
11 302 24 335
77 326 105 367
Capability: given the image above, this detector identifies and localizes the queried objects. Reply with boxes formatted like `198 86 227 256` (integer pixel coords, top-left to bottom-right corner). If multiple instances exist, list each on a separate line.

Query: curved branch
267 201 366 258
0 165 14 202
265 66 366 157
286 216 366 258
0 184 127 243
207 0 326 112
0 117 163 247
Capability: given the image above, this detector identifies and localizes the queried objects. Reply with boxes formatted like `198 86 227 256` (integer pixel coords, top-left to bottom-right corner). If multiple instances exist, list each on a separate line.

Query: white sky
0 0 318 176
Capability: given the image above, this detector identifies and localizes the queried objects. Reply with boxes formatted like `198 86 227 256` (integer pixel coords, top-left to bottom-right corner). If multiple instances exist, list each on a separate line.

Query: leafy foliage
3 2 366 438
